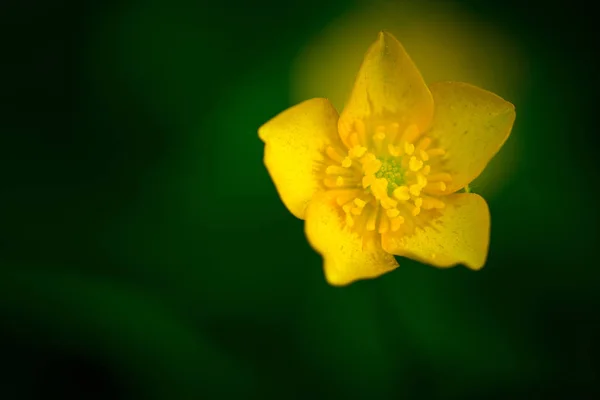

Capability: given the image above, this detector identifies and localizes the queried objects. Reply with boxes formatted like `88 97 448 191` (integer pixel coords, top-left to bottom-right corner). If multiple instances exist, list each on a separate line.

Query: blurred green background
1 0 598 399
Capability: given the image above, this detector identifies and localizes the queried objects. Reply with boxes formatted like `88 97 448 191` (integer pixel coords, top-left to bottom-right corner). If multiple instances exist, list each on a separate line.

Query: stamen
371 178 388 199
403 124 420 144
388 144 402 157
335 192 358 206
325 118 448 234
353 198 367 208
425 181 447 191
387 122 400 143
366 205 379 231
326 165 351 175
362 175 376 189
380 197 397 210
378 214 390 233
417 137 431 151
427 148 446 157
326 146 344 163
354 119 367 145
346 213 355 227
409 156 423 172
427 173 453 182
349 146 367 158
409 184 422 197
406 203 421 216
422 197 446 210
363 158 382 175
373 126 386 152
386 208 400 218
393 186 410 201
390 216 405 232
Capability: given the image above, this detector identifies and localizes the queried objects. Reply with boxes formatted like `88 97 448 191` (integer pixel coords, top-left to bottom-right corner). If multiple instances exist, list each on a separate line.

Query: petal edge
259 98 341 219
305 194 399 286
382 193 490 270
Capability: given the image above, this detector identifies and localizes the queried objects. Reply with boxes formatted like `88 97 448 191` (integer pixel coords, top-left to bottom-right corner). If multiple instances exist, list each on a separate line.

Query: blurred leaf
0 269 258 399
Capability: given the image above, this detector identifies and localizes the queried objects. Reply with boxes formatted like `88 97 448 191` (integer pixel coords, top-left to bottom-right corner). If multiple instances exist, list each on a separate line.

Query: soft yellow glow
259 31 515 285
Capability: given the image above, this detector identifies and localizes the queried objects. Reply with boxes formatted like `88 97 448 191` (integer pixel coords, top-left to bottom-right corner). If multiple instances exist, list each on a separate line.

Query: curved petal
338 31 433 146
426 82 516 194
381 193 490 270
259 98 341 219
305 194 399 286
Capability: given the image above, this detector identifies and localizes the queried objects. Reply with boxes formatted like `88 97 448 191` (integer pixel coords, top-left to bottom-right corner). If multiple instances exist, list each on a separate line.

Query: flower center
322 121 452 235
374 157 405 194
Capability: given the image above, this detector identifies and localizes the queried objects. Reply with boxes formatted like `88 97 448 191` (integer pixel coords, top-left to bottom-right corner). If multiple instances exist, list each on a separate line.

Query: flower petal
305 194 399 286
381 193 490 270
338 31 433 146
426 82 516 194
259 98 341 219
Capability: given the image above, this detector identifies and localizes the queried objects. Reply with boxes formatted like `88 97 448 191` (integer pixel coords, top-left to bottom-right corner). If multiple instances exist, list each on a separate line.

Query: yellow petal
305 194 399 286
338 31 433 146
259 98 341 219
426 82 516 194
381 193 490 270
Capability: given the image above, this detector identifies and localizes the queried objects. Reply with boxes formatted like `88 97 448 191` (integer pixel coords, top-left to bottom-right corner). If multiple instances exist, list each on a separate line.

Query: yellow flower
258 32 515 286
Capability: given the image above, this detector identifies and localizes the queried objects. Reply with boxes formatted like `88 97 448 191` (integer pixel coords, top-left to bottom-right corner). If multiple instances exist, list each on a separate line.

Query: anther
380 197 397 210
342 157 352 168
363 158 382 175
409 156 423 172
393 186 411 201
390 216 405 232
404 142 415 155
362 175 376 189
386 208 400 218
409 184 422 197
371 178 388 199
350 146 366 159
353 198 366 208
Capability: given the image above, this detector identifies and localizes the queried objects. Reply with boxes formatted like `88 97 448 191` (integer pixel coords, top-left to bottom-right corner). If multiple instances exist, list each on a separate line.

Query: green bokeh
1 0 598 399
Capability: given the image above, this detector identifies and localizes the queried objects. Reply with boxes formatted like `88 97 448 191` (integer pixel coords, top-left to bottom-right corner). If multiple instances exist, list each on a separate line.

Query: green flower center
375 157 405 194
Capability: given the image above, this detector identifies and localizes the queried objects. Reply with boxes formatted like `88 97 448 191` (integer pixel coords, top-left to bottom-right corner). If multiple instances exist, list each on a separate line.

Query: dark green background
1 0 598 399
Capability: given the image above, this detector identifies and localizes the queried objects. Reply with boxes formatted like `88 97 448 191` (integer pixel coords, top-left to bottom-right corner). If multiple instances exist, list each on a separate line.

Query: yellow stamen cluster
323 121 451 235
